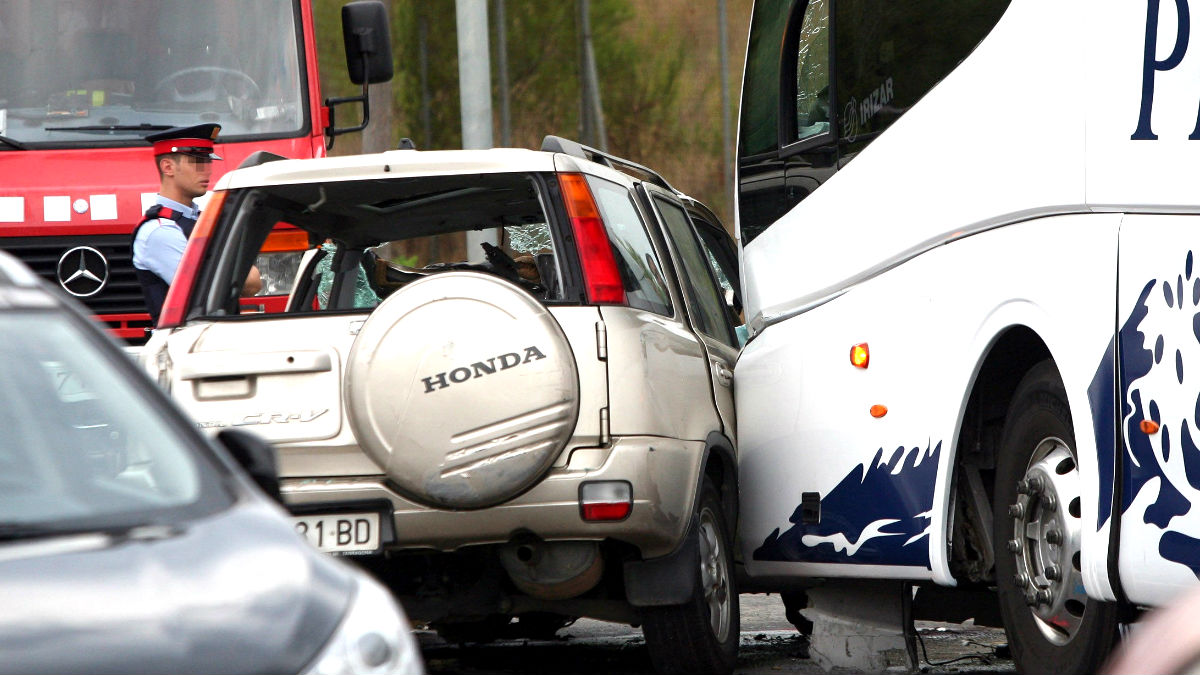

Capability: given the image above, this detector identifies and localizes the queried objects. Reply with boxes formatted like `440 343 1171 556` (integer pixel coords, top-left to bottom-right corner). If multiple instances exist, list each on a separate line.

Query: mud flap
623 514 699 607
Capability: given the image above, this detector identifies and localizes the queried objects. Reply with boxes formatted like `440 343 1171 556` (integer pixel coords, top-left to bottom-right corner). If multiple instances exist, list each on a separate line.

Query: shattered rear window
201 172 568 317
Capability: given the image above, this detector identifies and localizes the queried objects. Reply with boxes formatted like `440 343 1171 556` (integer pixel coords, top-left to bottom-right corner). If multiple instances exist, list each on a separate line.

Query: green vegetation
314 0 750 228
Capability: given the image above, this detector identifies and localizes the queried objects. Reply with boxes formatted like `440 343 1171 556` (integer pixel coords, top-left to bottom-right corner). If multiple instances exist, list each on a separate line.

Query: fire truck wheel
993 360 1118 675
643 480 739 675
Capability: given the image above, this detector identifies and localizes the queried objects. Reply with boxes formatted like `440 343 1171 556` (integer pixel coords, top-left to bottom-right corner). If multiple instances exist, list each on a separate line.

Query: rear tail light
158 191 225 330
557 172 627 305
579 480 633 522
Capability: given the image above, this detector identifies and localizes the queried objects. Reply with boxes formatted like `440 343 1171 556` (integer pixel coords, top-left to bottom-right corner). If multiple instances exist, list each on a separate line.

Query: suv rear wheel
643 480 739 675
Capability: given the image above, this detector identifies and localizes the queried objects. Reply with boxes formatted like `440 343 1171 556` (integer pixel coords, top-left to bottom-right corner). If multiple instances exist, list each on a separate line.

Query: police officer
132 123 260 324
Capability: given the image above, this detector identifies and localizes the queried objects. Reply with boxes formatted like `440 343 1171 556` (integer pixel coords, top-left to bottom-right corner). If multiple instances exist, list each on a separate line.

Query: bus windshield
0 0 306 147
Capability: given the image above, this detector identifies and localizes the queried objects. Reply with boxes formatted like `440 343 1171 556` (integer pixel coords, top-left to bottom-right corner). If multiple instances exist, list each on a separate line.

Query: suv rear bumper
280 436 704 559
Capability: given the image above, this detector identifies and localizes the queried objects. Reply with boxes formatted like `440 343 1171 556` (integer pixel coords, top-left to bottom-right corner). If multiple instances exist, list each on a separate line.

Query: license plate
292 512 380 554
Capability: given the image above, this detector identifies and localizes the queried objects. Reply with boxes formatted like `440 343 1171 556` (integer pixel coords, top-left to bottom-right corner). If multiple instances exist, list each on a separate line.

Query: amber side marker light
1141 419 1161 434
870 405 888 418
851 343 870 369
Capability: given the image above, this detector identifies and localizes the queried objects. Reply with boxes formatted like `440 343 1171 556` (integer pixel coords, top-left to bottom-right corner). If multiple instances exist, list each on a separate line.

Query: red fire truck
0 0 391 343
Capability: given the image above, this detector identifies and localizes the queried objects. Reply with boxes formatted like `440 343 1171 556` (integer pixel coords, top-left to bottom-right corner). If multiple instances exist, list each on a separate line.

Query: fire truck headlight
253 251 305 296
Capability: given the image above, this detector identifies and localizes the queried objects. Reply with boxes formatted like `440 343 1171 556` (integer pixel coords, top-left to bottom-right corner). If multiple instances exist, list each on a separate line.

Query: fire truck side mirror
326 0 394 149
341 0 394 85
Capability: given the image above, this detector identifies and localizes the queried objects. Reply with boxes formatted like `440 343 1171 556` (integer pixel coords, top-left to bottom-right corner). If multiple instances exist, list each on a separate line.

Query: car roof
214 140 707 206
215 147 562 191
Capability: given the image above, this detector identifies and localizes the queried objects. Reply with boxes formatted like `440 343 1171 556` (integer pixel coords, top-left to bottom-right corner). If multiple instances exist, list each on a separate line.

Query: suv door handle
179 351 332 380
713 361 733 386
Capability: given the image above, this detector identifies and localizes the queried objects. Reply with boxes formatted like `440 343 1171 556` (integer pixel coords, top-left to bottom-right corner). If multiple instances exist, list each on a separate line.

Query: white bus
734 0 1200 672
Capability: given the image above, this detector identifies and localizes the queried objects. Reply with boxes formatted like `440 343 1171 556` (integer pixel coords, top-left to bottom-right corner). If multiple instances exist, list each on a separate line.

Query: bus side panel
737 214 1118 591
1116 215 1200 607
739 0 1084 324
1086 3 1200 209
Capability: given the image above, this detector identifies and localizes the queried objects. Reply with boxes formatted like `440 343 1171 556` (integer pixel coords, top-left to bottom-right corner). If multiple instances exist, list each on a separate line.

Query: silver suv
141 136 743 674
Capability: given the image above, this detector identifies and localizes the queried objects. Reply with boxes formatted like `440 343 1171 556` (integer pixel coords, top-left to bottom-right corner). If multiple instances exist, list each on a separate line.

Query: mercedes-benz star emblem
57 246 109 297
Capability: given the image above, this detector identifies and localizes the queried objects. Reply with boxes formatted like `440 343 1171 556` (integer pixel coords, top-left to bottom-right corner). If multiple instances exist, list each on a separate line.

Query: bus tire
643 480 739 675
993 360 1118 675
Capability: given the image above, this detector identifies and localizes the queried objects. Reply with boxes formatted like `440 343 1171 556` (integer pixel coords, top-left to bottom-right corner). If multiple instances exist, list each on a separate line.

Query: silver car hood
0 498 352 674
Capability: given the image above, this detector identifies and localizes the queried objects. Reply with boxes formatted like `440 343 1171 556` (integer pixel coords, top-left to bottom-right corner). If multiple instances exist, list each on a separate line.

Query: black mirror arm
324 59 372 151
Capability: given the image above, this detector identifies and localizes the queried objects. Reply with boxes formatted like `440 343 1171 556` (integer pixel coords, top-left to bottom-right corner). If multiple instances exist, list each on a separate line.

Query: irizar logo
422 345 548 394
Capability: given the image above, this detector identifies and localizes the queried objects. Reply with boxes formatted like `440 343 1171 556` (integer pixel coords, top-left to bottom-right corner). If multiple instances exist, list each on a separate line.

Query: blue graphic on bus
1106 251 1200 576
754 442 941 568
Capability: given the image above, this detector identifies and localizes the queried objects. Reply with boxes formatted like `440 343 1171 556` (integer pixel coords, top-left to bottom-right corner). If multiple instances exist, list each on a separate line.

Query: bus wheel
993 360 1118 675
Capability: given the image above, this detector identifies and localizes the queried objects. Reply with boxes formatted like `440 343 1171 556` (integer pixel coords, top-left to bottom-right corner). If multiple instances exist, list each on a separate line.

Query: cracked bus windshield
0 0 304 146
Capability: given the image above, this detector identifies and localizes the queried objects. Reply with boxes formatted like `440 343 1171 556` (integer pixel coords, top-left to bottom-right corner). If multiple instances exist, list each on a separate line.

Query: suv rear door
641 185 741 438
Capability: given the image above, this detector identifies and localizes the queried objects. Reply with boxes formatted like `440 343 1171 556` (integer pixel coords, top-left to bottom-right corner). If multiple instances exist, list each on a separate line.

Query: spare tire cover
346 271 580 509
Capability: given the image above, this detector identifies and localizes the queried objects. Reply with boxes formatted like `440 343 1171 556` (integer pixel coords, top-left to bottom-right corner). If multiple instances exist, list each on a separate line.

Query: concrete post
456 0 497 259
456 0 493 150
801 580 917 672
493 0 511 147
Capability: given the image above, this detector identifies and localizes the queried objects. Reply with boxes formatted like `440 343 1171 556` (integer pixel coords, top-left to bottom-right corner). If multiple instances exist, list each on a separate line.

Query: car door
640 185 740 439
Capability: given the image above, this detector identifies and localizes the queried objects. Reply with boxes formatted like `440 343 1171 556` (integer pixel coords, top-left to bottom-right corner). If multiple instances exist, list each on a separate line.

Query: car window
651 197 737 347
688 213 741 304
585 176 673 316
0 312 230 530
314 242 381 310
204 173 567 316
792 0 831 144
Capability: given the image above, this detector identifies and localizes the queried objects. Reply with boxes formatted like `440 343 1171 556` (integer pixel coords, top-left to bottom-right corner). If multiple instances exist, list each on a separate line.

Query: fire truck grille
2 235 152 342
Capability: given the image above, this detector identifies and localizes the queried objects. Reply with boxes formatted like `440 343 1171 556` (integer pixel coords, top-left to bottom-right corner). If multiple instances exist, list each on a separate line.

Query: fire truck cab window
0 0 305 146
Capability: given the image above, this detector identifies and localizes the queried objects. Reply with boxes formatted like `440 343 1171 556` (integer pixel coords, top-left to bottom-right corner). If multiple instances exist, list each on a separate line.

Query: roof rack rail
237 151 288 169
540 135 680 194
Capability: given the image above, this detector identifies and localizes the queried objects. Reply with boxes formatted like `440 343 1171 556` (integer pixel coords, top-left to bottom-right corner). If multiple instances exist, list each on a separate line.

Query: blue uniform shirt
131 195 199 284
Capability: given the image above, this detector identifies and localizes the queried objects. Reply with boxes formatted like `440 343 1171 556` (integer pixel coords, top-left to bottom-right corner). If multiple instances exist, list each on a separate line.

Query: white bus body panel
739 0 1200 604
1086 3 1200 209
738 216 1118 591
741 0 1086 328
1116 215 1200 607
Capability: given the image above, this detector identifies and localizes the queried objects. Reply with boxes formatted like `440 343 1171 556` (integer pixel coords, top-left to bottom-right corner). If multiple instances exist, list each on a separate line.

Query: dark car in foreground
0 250 422 674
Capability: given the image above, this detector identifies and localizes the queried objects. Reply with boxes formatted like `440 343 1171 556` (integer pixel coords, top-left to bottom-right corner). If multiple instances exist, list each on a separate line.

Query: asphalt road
415 594 1015 674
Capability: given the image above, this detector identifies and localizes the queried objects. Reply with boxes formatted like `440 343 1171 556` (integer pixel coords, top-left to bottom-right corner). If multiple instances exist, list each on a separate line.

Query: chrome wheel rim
1007 436 1086 645
698 507 732 642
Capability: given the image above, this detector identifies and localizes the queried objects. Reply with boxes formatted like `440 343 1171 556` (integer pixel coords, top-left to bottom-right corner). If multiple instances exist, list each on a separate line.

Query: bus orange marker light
851 343 870 369
870 405 888 418
1140 419 1160 435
